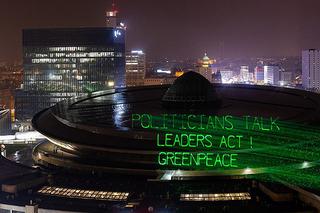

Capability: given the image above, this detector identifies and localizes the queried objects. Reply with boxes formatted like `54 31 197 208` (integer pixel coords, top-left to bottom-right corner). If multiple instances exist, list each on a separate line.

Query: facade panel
17 28 125 119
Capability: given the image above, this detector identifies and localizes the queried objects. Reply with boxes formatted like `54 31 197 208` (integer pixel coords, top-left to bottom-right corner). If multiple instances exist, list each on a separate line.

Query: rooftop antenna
105 0 118 27
112 0 118 14
112 0 115 10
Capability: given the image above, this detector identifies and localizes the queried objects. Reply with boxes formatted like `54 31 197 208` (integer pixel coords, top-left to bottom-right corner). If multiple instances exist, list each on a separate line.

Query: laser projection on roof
132 113 320 189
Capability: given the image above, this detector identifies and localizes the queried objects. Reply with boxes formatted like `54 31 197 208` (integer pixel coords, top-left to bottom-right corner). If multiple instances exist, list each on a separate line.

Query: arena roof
31 72 320 189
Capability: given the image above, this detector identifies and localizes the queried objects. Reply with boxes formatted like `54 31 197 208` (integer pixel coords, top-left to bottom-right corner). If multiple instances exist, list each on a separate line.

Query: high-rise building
197 53 215 82
212 70 222 83
264 65 280 85
239 65 249 82
302 49 320 90
16 27 125 120
279 71 292 86
220 69 234 84
248 72 254 82
254 66 264 84
125 50 146 87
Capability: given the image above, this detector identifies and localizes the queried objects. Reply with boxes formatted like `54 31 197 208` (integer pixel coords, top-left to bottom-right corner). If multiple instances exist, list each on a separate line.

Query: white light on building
156 69 171 74
220 70 234 84
239 65 249 82
125 50 146 87
107 81 115 87
302 49 320 90
263 65 280 85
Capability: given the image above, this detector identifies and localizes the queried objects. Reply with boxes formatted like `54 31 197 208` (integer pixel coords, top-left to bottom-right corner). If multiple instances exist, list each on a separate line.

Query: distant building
279 71 293 86
302 49 320 90
125 50 146 87
239 66 249 82
248 73 254 82
144 78 165 86
0 89 15 122
254 66 264 84
264 65 280 85
197 53 215 82
220 70 234 84
0 63 23 90
212 70 222 83
175 71 184 77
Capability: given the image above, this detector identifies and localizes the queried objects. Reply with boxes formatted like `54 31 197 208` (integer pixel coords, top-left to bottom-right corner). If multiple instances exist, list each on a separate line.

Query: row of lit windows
49 92 82 97
25 47 117 53
126 71 145 75
35 53 48 58
25 79 103 84
49 64 114 69
80 58 96 63
49 47 87 52
25 73 111 81
180 193 251 202
40 52 116 58
31 57 120 64
49 97 68 103
30 69 84 73
23 80 111 92
53 64 77 69
67 52 115 58
38 186 129 201
32 58 76 64
126 62 138 65
29 52 121 58
126 55 143 58
25 73 89 79
31 58 115 64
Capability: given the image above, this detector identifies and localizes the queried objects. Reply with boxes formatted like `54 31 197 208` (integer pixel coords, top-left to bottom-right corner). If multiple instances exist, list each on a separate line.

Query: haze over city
1 0 320 62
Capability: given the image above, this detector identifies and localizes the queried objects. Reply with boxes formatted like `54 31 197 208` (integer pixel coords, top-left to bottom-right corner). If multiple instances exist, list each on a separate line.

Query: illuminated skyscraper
125 50 146 87
16 27 125 120
254 66 264 84
264 65 280 85
302 49 320 90
239 65 249 82
14 3 127 120
279 71 292 86
220 69 234 84
197 53 215 82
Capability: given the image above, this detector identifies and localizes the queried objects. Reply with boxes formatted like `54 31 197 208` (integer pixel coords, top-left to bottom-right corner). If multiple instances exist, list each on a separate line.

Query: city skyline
1 0 320 62
2 1 320 212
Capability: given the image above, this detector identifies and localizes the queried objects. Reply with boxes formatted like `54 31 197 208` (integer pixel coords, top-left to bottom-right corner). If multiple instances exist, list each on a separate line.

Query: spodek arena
1 71 320 212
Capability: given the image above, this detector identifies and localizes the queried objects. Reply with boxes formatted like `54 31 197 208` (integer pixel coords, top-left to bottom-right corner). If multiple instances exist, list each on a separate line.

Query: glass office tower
16 27 125 120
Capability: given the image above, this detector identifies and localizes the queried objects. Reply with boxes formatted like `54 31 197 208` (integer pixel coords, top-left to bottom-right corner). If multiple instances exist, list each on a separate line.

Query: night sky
1 0 320 62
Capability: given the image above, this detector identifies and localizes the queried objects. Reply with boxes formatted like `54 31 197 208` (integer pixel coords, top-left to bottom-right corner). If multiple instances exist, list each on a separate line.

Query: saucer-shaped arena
32 72 320 178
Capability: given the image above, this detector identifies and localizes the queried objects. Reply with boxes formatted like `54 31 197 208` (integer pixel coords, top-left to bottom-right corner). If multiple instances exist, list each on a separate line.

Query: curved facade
32 72 320 177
